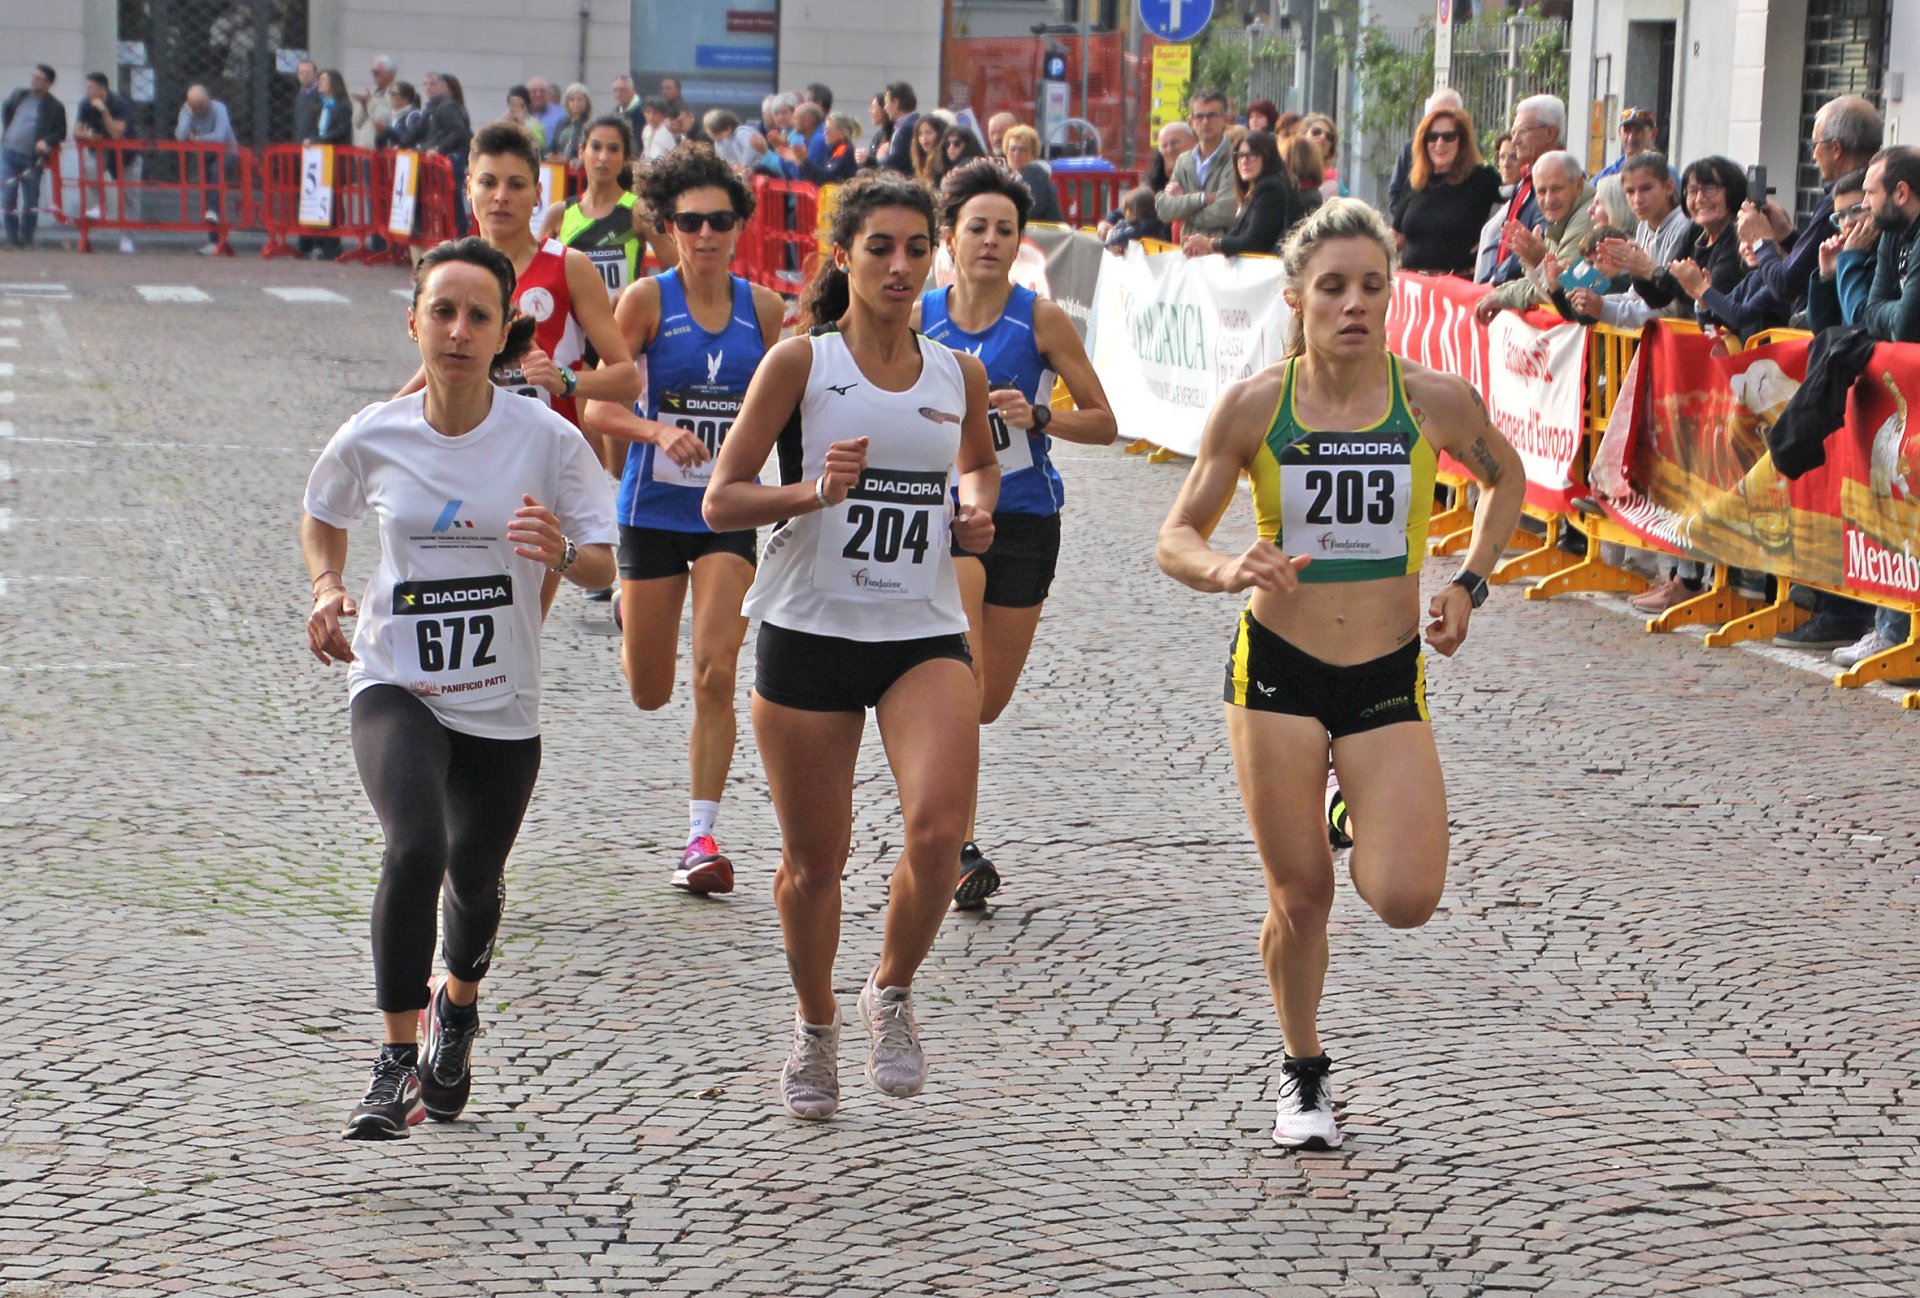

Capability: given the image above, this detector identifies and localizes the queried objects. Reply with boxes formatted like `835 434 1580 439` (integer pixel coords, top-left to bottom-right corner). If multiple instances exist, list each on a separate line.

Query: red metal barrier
741 176 820 301
330 146 384 264
258 144 302 258
1052 169 1141 229
414 152 458 251
56 139 248 255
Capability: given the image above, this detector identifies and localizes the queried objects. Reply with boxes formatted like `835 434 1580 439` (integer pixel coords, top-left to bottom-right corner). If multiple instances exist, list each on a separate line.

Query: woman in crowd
862 92 891 169
703 174 998 1119
1155 199 1524 1150
551 84 592 163
386 81 425 149
1299 114 1342 197
1391 106 1501 275
916 158 1116 907
933 123 986 189
792 112 862 186
1493 132 1523 189
910 110 953 187
299 70 353 259
1285 136 1326 217
306 237 618 1139
504 85 545 153
1185 130 1304 258
581 144 785 895
1001 125 1064 223
1648 156 1750 328
1246 100 1279 134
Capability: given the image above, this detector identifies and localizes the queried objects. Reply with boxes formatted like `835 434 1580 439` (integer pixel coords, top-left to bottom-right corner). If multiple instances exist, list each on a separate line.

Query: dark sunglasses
1427 130 1461 143
670 210 739 233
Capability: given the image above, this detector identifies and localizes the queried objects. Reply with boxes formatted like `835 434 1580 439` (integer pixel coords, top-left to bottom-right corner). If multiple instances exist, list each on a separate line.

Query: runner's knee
1365 877 1443 929
690 650 739 710
1266 870 1335 934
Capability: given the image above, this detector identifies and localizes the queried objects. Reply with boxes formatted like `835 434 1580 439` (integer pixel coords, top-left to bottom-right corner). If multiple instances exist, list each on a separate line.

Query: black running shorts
618 523 757 581
950 510 1061 609
1224 609 1429 738
754 622 972 713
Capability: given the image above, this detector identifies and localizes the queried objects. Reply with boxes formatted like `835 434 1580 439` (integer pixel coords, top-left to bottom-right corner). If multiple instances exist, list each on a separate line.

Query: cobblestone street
2 249 1918 1297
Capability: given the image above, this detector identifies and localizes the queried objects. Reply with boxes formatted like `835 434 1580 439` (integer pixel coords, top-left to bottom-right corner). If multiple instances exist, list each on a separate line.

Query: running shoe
585 586 614 602
1774 613 1871 650
1272 1054 1343 1150
342 1048 425 1140
673 836 735 894
858 975 926 1097
953 841 1000 910
417 975 481 1122
781 1012 840 1120
1325 780 1353 851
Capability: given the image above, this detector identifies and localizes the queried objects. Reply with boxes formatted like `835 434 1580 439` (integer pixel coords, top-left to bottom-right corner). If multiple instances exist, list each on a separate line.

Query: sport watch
1030 402 1052 432
1451 569 1490 608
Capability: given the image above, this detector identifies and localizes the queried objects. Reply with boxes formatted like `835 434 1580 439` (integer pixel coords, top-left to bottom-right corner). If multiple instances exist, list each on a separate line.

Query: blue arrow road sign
1137 0 1212 43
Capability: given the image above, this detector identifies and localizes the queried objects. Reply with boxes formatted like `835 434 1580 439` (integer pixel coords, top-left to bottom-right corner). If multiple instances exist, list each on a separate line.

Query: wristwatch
551 536 578 575
1030 402 1052 432
559 366 578 398
1451 568 1490 608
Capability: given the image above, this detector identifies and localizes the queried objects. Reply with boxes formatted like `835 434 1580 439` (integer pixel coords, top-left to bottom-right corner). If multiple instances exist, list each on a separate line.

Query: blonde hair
1278 198 1397 358
1001 123 1042 158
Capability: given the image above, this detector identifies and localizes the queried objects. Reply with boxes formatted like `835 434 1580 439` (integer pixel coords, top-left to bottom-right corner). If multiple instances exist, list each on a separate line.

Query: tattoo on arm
1466 435 1502 484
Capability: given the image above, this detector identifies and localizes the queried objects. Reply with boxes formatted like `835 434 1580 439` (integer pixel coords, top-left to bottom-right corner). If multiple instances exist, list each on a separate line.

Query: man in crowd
611 74 642 136
1737 94 1882 320
782 102 824 179
526 78 565 147
802 83 833 168
1155 88 1236 237
2 64 66 249
1477 93 1566 283
1596 107 1658 181
660 76 686 121
1388 86 1462 214
353 56 396 150
291 58 321 144
1566 151 1693 329
74 72 134 252
1852 147 1919 344
986 111 1018 160
176 84 239 253
420 71 472 234
881 82 919 175
1474 150 1595 324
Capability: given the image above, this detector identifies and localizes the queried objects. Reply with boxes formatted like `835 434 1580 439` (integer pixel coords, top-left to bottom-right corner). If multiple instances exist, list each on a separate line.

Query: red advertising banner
1590 324 1920 604
1386 273 1588 512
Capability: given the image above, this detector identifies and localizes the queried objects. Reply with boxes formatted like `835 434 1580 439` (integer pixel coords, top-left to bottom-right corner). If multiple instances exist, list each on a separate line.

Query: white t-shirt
304 389 616 740
742 329 968 641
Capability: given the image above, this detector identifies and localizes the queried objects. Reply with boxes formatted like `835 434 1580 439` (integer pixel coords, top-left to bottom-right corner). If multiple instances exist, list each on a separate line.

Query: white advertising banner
1482 310 1587 497
1086 244 1293 458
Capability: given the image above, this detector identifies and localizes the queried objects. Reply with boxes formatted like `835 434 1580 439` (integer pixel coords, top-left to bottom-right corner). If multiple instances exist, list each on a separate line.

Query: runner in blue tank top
913 159 1116 910
582 145 785 896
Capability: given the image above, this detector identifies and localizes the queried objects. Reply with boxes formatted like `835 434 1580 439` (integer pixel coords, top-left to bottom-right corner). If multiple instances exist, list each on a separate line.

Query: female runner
581 145 785 894
703 175 998 1120
1155 200 1523 1149
305 237 617 1139
538 113 679 479
914 158 1116 909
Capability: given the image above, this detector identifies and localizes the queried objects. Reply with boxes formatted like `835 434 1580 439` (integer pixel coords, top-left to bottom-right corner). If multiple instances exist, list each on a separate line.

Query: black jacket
386 107 426 150
1767 325 1878 479
1215 175 1303 256
291 85 321 145
2 89 66 157
1859 214 1920 344
424 96 471 159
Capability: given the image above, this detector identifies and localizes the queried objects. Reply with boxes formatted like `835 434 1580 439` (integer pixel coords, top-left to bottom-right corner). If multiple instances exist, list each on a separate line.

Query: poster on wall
630 0 778 119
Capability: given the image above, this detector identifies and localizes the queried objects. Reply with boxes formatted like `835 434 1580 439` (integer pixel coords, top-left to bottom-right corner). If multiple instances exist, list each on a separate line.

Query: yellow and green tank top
559 192 640 299
1246 355 1438 583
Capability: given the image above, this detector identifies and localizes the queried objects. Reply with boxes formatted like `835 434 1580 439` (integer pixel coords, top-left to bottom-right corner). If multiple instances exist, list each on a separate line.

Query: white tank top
743 328 969 641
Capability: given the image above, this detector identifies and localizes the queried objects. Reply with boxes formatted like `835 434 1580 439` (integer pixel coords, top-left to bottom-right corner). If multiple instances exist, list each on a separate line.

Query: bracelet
313 583 346 601
310 567 340 588
550 536 578 575
814 476 830 509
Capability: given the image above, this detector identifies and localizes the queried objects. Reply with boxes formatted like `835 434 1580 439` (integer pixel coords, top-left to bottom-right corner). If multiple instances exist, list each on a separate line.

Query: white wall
778 0 942 114
0 0 117 116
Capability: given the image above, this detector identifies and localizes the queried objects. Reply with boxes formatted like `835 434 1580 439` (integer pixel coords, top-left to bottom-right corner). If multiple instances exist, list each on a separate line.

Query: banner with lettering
932 224 1106 344
298 144 334 227
1085 244 1293 457
387 149 419 238
1589 323 1920 604
1386 272 1588 511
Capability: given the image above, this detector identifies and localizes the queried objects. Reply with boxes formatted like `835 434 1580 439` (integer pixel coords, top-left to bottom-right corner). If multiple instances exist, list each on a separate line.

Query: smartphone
1559 258 1612 294
1746 164 1773 198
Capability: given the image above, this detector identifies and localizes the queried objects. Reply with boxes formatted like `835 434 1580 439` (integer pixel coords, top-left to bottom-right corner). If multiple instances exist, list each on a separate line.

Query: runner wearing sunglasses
582 144 785 894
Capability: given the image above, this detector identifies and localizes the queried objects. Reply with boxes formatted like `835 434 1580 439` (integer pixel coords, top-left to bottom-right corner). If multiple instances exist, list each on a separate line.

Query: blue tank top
618 270 765 532
920 284 1063 516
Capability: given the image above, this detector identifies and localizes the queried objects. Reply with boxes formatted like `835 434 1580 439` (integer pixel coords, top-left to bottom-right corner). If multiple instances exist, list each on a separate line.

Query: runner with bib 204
1155 199 1524 1151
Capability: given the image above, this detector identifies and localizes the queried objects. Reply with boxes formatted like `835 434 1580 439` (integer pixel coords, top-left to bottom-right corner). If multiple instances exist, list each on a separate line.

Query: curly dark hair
638 142 757 232
799 173 938 327
468 121 539 175
938 157 1033 235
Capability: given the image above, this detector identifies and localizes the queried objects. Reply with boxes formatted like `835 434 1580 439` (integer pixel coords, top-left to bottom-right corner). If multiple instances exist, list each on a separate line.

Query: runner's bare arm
562 247 642 404
751 283 787 351
582 279 673 447
952 352 1000 554
537 203 563 242
633 205 679 270
301 515 356 665
702 336 829 530
393 365 426 399
1156 374 1310 595
1028 298 1116 446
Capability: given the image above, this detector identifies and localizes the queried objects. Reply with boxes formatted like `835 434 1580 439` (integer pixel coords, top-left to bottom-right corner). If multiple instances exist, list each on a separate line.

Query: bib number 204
416 615 498 672
841 504 931 564
1303 468 1396 526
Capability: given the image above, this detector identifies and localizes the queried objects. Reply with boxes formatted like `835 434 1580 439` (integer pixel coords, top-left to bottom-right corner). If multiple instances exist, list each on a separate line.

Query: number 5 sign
298 144 335 227
1137 0 1211 43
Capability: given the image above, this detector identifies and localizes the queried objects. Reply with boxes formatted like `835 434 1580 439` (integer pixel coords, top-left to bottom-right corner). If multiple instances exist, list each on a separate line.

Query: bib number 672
416 614 498 672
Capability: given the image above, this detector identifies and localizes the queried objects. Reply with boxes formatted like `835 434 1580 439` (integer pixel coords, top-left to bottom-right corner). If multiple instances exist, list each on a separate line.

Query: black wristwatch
1030 402 1052 432
1451 568 1490 608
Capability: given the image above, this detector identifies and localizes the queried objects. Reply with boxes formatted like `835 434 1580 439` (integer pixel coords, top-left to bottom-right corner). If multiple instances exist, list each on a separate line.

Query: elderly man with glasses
1155 89 1238 237
1736 94 1882 318
1477 93 1565 284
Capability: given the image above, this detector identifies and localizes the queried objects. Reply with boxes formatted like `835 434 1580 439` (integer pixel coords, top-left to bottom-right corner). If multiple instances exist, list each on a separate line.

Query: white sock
688 799 719 844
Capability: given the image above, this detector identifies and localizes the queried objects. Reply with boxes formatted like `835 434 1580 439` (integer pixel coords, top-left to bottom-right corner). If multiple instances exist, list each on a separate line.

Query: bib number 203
841 504 931 565
1303 468 1396 526
416 615 498 672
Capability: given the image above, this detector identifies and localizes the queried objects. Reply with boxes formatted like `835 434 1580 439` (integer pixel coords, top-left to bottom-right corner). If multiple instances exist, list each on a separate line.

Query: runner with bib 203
1155 199 1523 1151
913 158 1117 911
703 175 998 1122
538 113 679 480
581 144 785 895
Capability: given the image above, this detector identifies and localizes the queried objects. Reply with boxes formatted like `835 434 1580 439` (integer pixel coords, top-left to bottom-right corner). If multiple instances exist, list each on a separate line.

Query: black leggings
350 685 541 1013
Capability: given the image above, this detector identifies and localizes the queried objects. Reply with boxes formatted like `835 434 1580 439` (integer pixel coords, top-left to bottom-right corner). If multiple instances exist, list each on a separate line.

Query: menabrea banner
1086 244 1294 457
1386 272 1588 511
1590 323 1920 603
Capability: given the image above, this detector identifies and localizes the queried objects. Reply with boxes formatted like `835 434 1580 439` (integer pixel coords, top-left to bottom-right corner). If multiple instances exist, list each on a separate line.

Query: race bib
389 575 516 703
988 409 1036 477
649 387 743 487
492 369 551 407
584 246 629 299
811 467 951 600
1279 433 1412 562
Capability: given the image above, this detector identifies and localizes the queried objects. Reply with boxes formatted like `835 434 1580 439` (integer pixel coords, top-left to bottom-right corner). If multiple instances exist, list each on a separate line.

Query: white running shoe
781 1012 840 1120
857 975 926 1097
1831 628 1898 668
1272 1055 1343 1149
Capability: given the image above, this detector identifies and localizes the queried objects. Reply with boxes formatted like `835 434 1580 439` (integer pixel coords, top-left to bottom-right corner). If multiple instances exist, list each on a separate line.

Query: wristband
814 476 830 509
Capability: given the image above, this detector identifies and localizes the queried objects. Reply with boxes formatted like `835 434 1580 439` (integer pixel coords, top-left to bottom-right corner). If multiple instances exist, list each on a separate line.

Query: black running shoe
953 841 1001 911
585 586 614 602
342 1049 424 1140
1326 786 1353 850
418 976 481 1122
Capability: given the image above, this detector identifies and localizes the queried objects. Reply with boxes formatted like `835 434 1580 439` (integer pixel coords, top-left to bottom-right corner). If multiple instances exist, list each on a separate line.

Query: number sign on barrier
388 150 418 238
299 144 334 227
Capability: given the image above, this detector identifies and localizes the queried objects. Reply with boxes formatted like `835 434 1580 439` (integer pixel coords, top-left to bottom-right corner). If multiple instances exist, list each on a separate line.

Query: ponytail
493 311 540 374
800 260 850 329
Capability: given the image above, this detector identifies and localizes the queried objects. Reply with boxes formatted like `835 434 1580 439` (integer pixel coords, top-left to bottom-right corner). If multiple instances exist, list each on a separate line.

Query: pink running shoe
673 835 734 894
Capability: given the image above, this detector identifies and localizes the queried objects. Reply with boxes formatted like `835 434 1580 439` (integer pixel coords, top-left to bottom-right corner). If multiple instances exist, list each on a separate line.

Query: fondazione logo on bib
849 567 908 594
